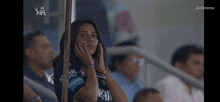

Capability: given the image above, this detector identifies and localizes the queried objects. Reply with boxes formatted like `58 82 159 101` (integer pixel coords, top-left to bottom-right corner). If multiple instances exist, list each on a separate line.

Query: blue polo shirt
23 64 55 102
111 70 143 102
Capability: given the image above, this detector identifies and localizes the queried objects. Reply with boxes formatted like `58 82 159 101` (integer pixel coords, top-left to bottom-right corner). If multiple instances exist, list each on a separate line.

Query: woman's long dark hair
52 19 107 68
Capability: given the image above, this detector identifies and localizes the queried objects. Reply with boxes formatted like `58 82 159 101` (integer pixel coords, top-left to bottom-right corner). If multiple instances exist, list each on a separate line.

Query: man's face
31 35 54 69
183 53 204 80
120 54 141 80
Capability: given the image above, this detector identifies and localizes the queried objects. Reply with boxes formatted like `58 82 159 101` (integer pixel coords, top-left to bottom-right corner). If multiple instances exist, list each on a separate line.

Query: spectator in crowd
23 31 56 102
109 41 144 102
52 19 129 102
155 44 204 102
133 88 164 102
23 77 42 102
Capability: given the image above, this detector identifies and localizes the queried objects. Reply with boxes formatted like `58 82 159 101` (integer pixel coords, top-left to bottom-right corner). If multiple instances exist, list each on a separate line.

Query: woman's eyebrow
79 31 96 33
92 32 97 34
79 31 88 33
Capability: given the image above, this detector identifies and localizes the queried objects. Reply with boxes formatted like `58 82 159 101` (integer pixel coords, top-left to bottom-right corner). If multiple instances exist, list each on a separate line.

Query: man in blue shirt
111 70 143 102
23 31 56 102
109 41 143 102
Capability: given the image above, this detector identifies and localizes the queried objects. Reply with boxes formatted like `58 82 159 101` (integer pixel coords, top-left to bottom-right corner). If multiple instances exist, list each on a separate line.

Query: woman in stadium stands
52 19 128 102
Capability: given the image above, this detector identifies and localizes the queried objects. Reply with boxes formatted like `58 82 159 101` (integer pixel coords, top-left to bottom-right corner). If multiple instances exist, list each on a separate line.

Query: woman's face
75 23 99 55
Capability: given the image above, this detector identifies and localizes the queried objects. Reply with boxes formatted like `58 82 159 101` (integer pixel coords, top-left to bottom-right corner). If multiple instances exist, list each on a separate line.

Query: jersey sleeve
53 63 85 102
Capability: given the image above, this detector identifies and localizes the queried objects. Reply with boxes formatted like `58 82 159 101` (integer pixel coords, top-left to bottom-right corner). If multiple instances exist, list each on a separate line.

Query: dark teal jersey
54 63 113 102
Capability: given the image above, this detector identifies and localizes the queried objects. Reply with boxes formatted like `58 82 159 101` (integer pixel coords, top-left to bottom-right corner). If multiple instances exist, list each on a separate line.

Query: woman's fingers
74 43 81 57
78 43 85 54
83 43 90 55
74 42 94 66
82 43 87 53
98 43 103 60
74 43 91 59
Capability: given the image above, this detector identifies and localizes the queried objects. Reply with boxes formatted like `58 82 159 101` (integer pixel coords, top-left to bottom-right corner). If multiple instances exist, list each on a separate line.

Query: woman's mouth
87 45 95 49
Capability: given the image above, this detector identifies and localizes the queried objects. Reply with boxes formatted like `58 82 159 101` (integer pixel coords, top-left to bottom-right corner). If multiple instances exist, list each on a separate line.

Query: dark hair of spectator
52 19 107 68
171 44 204 66
133 88 160 102
109 41 139 71
23 30 45 64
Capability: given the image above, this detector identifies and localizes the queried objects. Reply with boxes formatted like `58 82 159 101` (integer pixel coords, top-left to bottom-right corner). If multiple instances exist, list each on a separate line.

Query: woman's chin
89 50 96 56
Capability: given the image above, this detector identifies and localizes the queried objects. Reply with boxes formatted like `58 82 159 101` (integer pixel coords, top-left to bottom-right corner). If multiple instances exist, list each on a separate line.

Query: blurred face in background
26 35 54 69
117 54 143 81
175 53 204 81
183 53 204 80
144 93 164 102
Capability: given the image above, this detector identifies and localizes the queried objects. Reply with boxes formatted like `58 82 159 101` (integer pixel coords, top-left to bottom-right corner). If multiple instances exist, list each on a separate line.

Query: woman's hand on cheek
74 43 94 66
94 43 105 73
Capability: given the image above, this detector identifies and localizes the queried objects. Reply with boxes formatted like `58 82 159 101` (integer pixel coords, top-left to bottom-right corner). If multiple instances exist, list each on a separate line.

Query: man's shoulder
156 75 180 87
110 71 118 77
23 65 39 80
110 71 122 82
23 64 32 74
154 75 182 97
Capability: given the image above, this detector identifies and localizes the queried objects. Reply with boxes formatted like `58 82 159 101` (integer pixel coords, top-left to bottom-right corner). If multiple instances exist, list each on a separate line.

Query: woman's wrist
102 66 111 76
95 65 105 73
86 64 95 69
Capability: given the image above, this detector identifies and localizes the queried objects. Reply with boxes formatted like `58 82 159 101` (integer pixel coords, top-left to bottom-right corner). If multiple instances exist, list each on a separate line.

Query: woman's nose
88 35 94 42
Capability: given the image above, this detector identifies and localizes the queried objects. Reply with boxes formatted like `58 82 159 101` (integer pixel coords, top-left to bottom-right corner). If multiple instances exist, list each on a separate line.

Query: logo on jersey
69 77 85 91
98 89 112 101
59 69 78 83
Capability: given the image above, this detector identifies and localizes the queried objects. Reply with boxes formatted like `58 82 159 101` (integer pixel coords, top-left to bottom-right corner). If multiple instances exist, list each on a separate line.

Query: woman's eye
81 34 86 37
92 34 97 38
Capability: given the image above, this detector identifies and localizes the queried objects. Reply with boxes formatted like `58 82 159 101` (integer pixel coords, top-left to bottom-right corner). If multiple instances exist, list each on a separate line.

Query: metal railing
23 76 59 102
106 46 204 91
24 46 204 102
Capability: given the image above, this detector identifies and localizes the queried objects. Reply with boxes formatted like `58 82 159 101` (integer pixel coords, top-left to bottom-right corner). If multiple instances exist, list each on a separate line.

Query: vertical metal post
62 0 72 102
71 0 76 23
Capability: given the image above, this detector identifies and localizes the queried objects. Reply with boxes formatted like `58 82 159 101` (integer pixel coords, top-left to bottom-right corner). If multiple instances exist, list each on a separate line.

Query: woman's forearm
77 66 98 102
84 66 99 93
104 72 129 102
